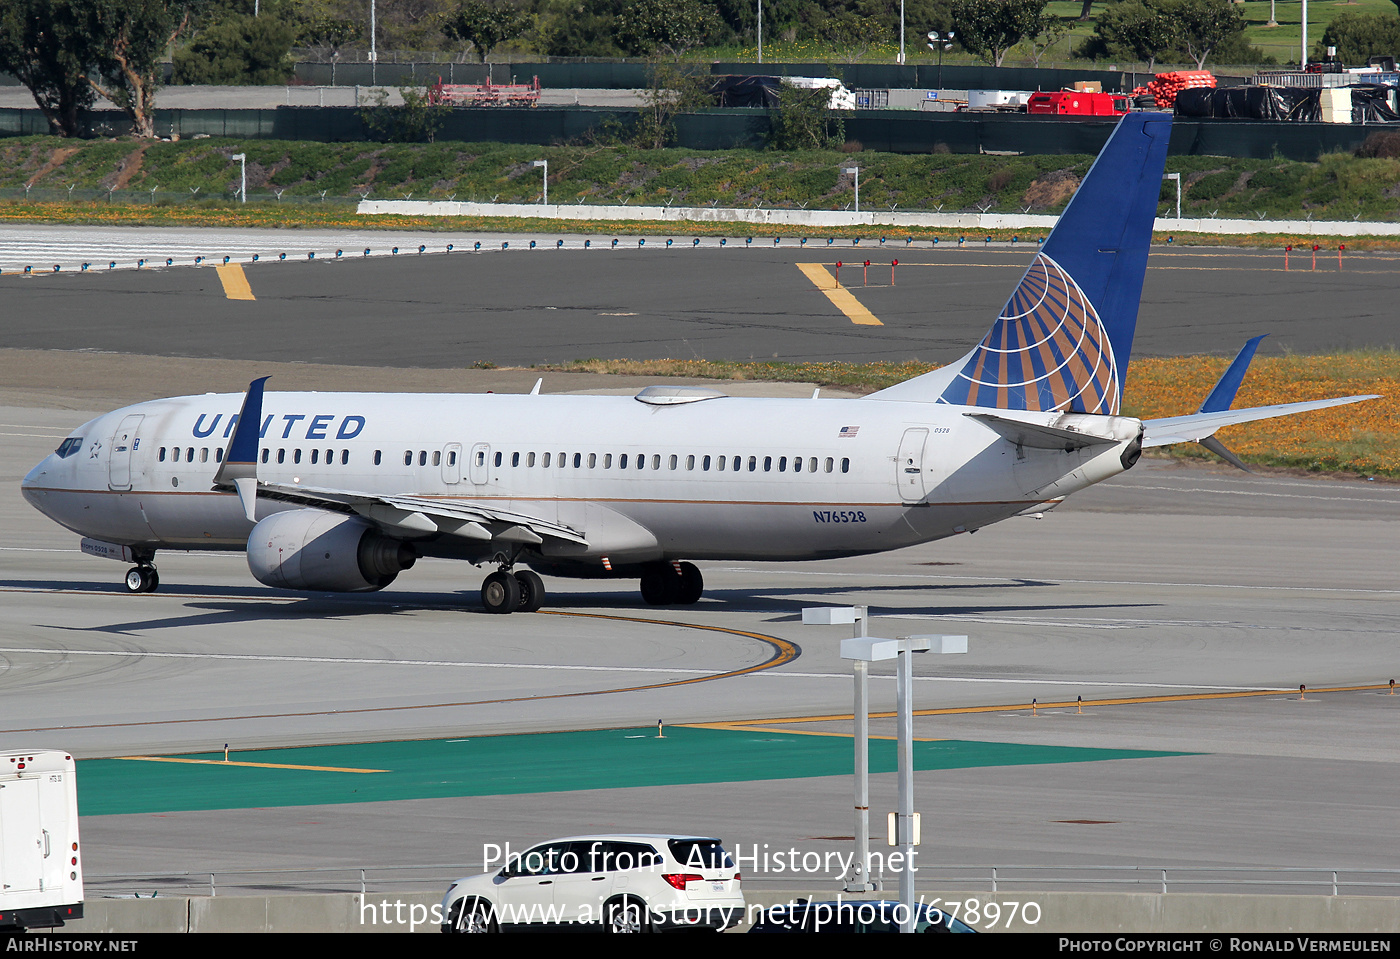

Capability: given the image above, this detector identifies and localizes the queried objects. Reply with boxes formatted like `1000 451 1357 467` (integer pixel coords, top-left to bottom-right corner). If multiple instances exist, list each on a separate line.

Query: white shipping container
967 89 1031 109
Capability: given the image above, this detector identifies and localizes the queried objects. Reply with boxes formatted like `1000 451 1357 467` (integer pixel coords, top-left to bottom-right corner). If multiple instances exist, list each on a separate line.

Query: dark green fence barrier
289 60 652 89
1 104 1393 161
2 61 1250 93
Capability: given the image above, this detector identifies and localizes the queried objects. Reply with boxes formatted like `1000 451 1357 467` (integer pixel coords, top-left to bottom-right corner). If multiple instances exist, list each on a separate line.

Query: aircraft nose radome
21 460 48 507
22 458 47 487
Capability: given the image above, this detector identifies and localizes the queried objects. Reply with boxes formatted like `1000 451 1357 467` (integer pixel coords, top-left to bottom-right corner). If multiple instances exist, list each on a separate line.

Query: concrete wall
53 890 1400 933
358 199 1400 238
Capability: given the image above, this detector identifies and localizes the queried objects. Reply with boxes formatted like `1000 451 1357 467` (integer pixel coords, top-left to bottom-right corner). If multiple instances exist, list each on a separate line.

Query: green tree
1078 0 1178 69
297 15 362 58
1026 16 1068 66
633 60 710 148
949 0 1052 67
358 82 449 141
440 0 530 61
769 83 845 150
537 0 624 57
819 12 891 61
0 0 95 137
616 0 720 59
1173 0 1244 69
1316 12 1400 66
81 0 197 139
1078 0 1256 68
172 14 295 84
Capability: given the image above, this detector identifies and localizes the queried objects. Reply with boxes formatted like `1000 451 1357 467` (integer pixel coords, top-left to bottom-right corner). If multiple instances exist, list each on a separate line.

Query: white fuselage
22 390 1140 572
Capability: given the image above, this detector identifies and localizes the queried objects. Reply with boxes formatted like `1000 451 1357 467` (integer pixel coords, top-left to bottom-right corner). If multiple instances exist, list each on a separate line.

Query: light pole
928 31 955 92
532 159 548 206
757 0 762 64
1301 0 1308 68
803 605 879 894
231 152 246 204
843 165 859 214
369 0 377 63
898 0 905 65
804 605 968 928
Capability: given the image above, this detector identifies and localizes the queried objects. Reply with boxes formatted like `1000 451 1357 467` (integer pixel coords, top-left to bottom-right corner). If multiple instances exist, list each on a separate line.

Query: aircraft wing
210 376 586 547
254 481 589 546
1142 395 1379 448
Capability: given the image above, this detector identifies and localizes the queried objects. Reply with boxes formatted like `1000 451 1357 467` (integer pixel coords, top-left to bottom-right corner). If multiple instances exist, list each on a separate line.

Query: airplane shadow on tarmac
5 576 1161 637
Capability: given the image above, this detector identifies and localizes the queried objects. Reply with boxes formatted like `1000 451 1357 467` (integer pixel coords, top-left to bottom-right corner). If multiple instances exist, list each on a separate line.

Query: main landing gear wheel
640 562 703 606
481 570 522 614
514 570 546 612
124 566 158 594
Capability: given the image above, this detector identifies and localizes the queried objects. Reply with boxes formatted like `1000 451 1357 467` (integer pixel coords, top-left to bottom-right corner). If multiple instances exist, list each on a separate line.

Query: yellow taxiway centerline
117 756 387 773
696 682 1396 729
215 264 255 300
797 262 883 326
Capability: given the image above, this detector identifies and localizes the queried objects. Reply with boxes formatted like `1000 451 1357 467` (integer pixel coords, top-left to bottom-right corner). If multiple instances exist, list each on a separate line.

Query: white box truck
0 749 84 931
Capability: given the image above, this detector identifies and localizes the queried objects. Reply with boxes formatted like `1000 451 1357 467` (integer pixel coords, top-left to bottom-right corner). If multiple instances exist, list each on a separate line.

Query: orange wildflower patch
1123 353 1400 476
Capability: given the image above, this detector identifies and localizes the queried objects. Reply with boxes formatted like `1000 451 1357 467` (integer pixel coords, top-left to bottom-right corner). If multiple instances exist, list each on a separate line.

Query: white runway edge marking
1125 483 1400 506
715 566 1400 595
0 647 1279 692
0 645 727 675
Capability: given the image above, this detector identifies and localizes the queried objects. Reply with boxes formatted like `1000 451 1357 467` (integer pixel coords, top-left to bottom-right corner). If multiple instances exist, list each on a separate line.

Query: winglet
1199 335 1267 413
212 377 269 522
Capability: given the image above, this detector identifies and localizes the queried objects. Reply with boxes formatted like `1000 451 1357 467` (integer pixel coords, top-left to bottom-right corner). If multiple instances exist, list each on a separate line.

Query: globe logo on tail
938 252 1120 415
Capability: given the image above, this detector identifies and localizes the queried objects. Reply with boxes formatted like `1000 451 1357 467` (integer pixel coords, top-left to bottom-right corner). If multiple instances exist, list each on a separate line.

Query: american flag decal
839 426 860 438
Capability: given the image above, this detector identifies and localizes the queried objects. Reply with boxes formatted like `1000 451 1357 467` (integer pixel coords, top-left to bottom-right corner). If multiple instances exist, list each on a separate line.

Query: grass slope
7 136 1400 225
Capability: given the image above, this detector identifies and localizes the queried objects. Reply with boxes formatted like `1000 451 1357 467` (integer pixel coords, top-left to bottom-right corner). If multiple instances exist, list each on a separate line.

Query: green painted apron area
77 728 1187 816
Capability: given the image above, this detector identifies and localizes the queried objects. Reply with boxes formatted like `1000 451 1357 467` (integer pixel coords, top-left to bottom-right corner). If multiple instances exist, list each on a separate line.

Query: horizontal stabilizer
1143 395 1380 448
966 410 1134 451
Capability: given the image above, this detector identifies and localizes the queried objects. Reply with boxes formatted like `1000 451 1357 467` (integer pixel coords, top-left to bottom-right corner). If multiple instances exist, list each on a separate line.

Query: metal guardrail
85 864 475 898
883 865 1400 897
83 864 1400 899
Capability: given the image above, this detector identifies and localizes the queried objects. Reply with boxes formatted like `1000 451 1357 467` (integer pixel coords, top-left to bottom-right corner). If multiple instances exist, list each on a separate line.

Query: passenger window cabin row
155 445 853 476
480 451 851 474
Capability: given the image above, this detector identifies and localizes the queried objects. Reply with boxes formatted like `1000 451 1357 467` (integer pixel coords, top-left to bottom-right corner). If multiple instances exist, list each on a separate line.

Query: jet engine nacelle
247 509 416 592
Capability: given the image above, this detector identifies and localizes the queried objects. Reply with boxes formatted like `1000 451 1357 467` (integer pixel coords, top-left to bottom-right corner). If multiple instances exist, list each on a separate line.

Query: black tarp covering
1350 85 1400 122
707 75 783 108
1175 86 1322 120
1175 84 1398 121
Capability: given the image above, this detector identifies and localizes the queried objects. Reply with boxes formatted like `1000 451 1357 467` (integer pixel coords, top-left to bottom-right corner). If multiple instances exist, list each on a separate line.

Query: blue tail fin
868 113 1172 412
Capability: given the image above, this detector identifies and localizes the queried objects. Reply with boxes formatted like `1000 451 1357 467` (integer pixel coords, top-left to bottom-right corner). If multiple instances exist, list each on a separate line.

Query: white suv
440 834 744 933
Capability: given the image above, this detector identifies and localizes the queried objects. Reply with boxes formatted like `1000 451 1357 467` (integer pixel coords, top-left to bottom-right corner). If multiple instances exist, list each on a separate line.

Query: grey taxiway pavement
3 397 1398 885
0 236 1397 893
4 230 1400 367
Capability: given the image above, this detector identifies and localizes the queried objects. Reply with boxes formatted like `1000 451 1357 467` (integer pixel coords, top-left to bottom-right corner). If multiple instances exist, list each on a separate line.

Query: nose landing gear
124 565 159 594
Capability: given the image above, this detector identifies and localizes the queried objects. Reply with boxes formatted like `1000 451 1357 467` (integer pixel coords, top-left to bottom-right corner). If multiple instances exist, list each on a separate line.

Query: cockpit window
55 437 83 458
